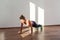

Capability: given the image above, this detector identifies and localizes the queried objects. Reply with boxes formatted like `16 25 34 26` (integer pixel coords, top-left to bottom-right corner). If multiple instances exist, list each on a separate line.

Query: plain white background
0 0 60 27
45 0 60 25
0 0 44 28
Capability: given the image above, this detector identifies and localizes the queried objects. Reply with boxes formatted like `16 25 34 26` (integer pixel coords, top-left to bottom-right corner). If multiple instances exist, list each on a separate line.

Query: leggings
32 21 42 28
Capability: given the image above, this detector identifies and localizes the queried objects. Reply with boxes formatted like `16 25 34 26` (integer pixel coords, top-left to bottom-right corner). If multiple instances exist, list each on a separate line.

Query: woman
18 15 42 34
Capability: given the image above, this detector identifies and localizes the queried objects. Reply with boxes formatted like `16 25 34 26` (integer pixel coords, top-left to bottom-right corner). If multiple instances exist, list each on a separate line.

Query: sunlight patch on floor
0 32 5 40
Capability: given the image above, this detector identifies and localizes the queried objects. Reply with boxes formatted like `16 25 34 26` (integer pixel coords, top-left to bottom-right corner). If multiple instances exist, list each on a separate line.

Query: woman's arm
20 23 23 34
28 20 33 34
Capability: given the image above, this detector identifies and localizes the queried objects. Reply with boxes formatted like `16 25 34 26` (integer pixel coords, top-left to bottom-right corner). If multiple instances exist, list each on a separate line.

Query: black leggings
32 21 42 28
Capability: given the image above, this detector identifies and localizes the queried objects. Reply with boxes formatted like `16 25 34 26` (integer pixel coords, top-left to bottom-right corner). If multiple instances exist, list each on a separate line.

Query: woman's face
20 19 25 23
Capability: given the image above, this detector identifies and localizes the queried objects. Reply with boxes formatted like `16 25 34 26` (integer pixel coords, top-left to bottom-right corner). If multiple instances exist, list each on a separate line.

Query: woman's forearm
20 23 23 33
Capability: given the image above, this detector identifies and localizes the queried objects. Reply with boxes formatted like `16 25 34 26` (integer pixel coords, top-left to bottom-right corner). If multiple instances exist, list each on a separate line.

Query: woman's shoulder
26 19 30 22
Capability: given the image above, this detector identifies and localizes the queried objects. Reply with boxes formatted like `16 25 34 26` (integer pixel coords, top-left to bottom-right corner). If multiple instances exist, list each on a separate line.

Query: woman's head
19 15 26 23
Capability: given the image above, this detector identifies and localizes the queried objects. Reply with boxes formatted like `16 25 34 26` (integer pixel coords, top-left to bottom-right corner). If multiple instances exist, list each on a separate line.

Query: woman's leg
38 25 42 31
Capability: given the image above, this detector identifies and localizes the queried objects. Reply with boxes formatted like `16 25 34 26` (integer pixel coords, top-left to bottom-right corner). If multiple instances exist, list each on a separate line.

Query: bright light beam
38 7 44 25
30 2 36 21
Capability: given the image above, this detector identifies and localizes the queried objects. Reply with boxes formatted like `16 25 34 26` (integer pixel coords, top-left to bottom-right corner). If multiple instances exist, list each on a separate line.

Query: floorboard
0 26 60 40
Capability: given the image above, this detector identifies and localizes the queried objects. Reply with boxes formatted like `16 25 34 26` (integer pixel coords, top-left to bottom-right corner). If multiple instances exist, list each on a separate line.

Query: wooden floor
45 26 60 40
0 26 60 40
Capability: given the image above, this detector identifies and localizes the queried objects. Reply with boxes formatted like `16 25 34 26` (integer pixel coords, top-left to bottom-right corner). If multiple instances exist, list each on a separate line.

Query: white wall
0 0 44 28
29 0 44 25
45 0 60 25
1 0 60 27
0 0 30 28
